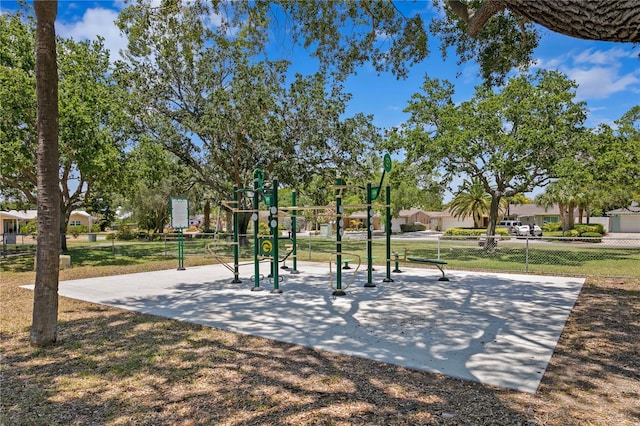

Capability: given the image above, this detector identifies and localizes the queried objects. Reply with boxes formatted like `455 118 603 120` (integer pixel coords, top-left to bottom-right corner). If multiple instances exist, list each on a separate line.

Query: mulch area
1 266 638 425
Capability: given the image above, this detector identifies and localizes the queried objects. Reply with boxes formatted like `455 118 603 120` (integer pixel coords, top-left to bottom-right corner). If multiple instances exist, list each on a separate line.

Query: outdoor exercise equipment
329 252 362 294
213 153 393 295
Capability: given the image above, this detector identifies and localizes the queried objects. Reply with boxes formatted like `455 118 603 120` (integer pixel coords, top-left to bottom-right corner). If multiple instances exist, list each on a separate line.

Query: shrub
400 223 426 232
562 229 580 238
20 219 38 235
116 224 136 240
543 222 563 232
581 232 602 242
544 231 564 238
68 225 83 238
258 222 269 235
574 224 604 235
443 228 510 238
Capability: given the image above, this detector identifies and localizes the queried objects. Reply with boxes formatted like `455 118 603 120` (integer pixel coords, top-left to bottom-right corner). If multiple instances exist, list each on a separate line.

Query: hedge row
443 228 511 237
542 222 604 235
400 223 427 232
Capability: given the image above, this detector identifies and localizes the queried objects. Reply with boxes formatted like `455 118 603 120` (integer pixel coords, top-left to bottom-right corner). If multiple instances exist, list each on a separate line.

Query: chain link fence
402 235 640 278
3 232 639 278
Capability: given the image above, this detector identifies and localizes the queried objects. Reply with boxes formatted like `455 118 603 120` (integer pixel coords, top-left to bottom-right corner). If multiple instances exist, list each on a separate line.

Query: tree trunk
484 192 501 250
451 0 640 42
567 202 576 230
31 0 60 347
59 204 69 252
203 200 211 233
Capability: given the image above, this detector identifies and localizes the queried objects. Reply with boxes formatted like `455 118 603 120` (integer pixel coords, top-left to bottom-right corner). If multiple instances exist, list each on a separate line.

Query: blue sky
3 1 639 199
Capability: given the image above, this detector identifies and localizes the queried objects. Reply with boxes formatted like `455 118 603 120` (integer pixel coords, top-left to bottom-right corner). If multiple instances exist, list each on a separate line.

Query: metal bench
406 257 449 281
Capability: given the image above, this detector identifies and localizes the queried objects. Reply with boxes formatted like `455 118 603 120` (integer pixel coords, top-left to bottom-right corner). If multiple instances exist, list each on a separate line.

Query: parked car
499 220 523 235
530 224 543 236
515 224 542 237
514 224 531 236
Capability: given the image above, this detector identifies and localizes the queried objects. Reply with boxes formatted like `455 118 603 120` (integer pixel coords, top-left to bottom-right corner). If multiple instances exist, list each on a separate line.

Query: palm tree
447 178 492 228
31 0 60 346
535 181 580 231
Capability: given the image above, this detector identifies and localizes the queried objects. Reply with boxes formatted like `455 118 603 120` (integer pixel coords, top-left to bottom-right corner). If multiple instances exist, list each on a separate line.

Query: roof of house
0 210 37 220
607 202 640 215
423 210 454 218
346 210 381 219
507 203 582 217
0 210 94 220
508 204 558 217
398 208 427 217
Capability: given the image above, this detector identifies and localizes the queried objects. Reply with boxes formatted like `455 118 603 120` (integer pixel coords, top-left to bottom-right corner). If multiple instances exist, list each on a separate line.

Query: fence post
437 235 441 260
525 236 529 273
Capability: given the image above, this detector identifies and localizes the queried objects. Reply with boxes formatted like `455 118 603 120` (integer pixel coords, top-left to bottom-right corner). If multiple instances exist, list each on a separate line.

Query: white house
607 202 640 233
1 210 96 237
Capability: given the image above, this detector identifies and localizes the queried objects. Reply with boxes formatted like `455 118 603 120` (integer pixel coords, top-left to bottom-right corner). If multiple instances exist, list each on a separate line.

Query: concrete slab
26 262 584 393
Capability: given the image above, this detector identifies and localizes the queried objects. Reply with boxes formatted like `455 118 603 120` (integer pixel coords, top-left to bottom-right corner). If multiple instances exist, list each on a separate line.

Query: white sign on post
171 198 189 229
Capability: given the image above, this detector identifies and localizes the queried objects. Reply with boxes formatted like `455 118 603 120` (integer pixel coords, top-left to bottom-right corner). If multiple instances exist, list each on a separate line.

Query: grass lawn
1 250 639 424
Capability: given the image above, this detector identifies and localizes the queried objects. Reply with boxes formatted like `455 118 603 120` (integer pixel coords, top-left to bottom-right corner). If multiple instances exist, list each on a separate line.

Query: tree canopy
387 69 587 238
0 11 128 249
114 0 384 235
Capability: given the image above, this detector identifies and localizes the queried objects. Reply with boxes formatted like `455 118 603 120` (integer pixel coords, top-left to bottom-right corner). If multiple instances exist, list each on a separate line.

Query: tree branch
448 0 506 37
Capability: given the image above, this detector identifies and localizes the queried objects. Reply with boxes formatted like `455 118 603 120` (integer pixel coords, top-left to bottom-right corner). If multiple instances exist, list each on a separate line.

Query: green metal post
232 186 241 283
333 176 345 296
270 177 282 293
252 179 263 291
383 184 393 282
177 228 185 270
291 189 299 274
365 182 375 287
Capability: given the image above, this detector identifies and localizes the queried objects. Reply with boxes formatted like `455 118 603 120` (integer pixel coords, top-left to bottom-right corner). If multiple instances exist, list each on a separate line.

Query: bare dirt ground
1 263 638 425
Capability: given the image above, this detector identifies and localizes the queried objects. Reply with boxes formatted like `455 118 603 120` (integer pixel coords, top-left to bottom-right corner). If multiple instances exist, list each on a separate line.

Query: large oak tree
387 70 587 240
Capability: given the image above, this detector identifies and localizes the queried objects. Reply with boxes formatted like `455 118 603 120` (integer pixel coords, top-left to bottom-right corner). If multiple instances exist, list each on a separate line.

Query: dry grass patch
1 265 638 425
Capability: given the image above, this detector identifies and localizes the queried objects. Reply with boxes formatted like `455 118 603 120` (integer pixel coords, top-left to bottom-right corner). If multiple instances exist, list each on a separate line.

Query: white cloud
533 46 640 100
565 65 639 100
572 47 636 65
56 7 127 62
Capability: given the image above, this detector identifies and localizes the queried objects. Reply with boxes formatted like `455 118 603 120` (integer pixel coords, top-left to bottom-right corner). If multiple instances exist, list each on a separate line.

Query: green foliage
443 227 510 237
581 232 603 242
543 222 563 232
430 0 540 86
574 224 605 235
386 159 443 216
399 223 427 232
1 10 128 238
19 220 37 235
447 178 497 228
114 1 386 212
258 222 270 236
388 69 586 237
116 225 137 241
